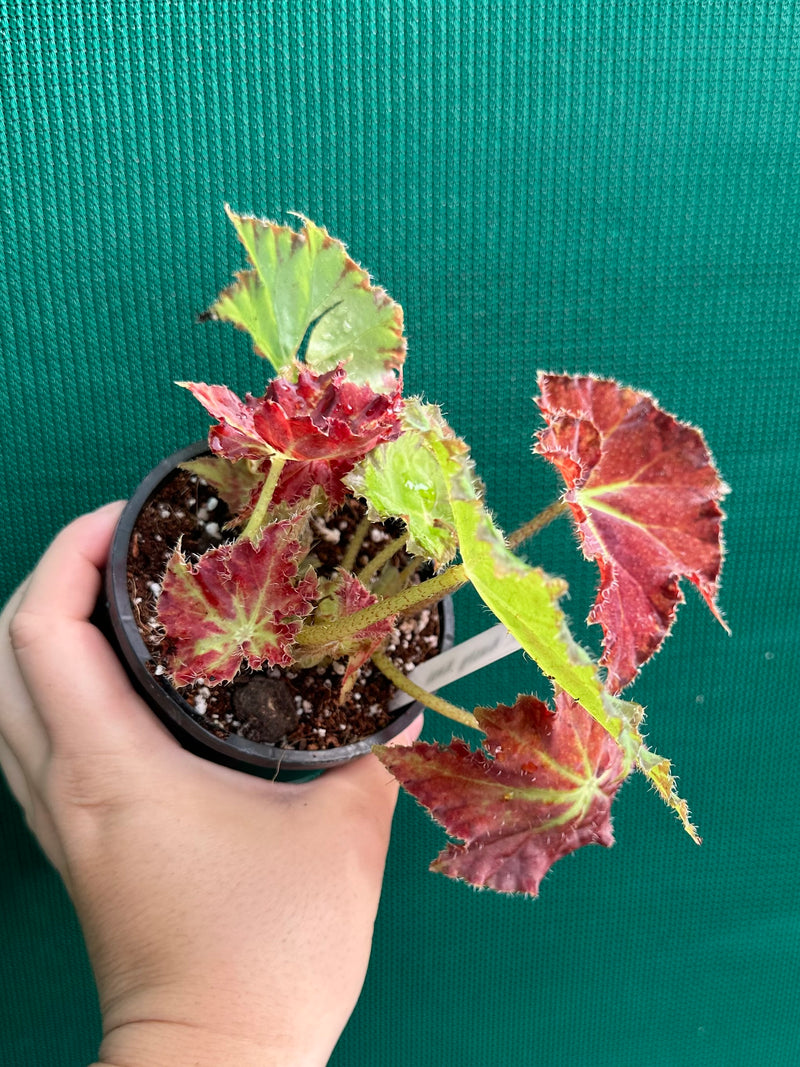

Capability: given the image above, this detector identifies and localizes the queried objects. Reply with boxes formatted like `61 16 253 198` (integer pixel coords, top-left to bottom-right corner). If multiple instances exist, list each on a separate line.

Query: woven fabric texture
1 3 798 1065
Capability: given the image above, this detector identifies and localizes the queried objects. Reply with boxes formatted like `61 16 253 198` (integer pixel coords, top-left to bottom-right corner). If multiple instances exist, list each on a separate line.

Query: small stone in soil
233 676 297 744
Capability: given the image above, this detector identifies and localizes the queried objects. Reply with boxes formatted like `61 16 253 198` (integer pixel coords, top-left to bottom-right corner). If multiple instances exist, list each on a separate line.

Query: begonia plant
155 207 728 896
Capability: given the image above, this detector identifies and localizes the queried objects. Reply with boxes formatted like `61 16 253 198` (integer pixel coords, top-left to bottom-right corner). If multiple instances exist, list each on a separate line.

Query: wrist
92 1018 332 1067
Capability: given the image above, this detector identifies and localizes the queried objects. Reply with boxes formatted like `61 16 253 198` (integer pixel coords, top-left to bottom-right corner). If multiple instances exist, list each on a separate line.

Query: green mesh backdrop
1 2 798 1064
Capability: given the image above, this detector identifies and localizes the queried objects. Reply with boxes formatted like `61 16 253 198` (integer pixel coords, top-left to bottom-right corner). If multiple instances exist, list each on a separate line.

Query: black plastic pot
103 442 454 777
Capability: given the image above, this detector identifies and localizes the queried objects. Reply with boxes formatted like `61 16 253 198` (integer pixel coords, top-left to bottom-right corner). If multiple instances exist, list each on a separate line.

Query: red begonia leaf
158 518 318 686
534 373 728 692
180 364 402 465
252 365 403 460
294 570 396 692
270 457 354 509
179 366 402 514
332 571 396 698
376 692 626 895
176 382 264 462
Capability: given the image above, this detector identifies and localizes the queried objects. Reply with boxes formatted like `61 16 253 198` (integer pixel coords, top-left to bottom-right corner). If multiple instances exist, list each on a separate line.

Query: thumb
309 712 424 824
385 712 425 749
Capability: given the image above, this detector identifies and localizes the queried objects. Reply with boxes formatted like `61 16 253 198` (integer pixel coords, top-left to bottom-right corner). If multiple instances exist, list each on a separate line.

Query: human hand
0 503 421 1067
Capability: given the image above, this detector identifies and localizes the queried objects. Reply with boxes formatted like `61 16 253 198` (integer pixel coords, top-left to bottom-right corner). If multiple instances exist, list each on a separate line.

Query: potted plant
106 207 728 896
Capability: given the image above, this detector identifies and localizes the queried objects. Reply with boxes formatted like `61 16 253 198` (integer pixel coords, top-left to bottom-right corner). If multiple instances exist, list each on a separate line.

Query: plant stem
296 564 467 649
396 556 421 587
241 456 287 542
358 532 409 587
507 498 569 549
377 554 421 598
371 651 479 730
339 514 372 573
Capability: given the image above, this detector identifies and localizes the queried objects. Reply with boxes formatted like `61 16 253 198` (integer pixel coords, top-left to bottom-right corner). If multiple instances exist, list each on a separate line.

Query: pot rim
104 442 455 774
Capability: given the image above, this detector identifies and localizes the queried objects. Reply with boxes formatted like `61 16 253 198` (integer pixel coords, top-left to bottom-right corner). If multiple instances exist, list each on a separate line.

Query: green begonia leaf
205 208 405 391
345 400 476 566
